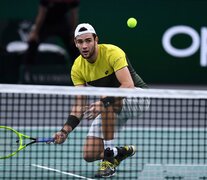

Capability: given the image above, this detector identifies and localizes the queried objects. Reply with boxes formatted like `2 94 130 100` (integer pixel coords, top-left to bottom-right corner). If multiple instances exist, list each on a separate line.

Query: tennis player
54 23 149 178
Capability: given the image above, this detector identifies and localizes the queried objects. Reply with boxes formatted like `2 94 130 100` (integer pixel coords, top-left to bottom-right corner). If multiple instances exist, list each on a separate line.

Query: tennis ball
127 17 137 28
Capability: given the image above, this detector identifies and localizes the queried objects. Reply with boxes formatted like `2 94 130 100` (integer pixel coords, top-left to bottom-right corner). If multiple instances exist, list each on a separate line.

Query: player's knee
83 153 94 162
83 151 98 162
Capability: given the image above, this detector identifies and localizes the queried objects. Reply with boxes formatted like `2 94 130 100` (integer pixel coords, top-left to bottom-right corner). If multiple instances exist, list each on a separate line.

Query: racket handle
36 137 54 143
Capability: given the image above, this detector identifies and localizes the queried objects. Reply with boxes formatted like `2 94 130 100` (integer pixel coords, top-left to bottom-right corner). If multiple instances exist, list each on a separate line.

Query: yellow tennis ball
127 17 137 28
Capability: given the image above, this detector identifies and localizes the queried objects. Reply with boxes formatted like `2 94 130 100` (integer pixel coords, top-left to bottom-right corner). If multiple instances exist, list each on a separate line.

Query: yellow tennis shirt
71 44 128 87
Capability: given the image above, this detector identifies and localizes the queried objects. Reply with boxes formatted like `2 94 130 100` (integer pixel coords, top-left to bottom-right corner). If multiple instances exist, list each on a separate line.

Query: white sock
113 147 118 157
104 139 114 149
104 139 118 157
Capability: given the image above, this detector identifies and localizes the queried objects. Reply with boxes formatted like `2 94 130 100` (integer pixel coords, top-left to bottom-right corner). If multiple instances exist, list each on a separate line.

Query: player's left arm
115 66 135 88
85 67 134 119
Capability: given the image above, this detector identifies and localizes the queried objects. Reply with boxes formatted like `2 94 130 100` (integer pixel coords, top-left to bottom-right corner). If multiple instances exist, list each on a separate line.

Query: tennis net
0 84 207 179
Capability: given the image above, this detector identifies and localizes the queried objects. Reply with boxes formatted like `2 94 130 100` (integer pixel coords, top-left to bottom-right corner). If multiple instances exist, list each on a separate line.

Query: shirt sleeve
109 47 128 72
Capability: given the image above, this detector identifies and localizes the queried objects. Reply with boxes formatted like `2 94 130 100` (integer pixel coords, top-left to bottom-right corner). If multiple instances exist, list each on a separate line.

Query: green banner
0 0 207 85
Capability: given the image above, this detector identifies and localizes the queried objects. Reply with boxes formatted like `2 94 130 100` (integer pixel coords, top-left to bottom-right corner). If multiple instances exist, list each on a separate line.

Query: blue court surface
1 126 207 179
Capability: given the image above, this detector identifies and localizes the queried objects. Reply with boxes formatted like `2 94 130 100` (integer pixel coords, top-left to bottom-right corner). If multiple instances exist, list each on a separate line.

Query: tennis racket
0 126 54 159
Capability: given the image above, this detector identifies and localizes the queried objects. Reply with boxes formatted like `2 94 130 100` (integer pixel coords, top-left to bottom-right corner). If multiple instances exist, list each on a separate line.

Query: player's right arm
54 85 87 144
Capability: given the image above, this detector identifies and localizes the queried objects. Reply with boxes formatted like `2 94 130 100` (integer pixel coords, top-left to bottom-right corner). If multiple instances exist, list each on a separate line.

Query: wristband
65 115 80 130
100 96 115 108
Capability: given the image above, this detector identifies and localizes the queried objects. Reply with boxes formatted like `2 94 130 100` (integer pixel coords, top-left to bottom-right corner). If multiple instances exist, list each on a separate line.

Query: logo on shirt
105 70 109 75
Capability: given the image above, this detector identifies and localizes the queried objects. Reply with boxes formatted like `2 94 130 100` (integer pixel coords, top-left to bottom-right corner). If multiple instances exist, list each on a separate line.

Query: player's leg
83 114 104 162
85 104 137 178
83 137 117 178
85 113 117 177
94 106 118 178
112 98 138 167
112 92 150 166
85 106 116 156
83 136 104 162
95 102 137 178
101 105 115 143
83 108 117 162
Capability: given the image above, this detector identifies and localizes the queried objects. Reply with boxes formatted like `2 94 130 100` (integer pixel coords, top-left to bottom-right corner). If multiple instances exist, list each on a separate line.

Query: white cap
74 23 96 38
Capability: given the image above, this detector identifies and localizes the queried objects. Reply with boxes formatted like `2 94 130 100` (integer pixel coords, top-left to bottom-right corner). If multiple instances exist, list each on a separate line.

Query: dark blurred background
0 0 207 89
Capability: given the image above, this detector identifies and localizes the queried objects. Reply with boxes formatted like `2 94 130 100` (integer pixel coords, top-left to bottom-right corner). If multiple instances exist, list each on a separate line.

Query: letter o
162 25 200 57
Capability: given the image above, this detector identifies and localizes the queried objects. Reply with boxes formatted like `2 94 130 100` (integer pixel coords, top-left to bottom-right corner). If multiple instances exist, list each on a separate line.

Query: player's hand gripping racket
0 126 54 159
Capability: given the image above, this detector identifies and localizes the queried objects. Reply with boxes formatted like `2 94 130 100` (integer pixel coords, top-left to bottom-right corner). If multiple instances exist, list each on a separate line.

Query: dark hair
79 27 88 32
92 34 97 39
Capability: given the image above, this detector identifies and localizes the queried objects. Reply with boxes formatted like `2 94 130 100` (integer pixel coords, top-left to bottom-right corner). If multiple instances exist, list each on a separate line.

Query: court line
31 164 95 180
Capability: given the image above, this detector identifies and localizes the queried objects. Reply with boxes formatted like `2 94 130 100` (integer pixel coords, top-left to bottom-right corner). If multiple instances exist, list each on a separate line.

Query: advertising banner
0 0 206 85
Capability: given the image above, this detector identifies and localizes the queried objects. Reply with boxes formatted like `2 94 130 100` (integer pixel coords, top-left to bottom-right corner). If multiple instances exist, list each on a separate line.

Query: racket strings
0 128 19 158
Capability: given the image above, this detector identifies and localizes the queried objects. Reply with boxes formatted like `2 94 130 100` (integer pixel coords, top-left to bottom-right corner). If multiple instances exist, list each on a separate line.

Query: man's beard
81 42 96 59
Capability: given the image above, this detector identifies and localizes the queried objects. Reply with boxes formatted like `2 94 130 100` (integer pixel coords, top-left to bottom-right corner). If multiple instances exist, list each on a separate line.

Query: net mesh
0 84 207 179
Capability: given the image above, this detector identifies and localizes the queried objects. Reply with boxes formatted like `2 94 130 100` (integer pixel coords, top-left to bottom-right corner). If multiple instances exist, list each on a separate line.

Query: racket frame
0 126 54 159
